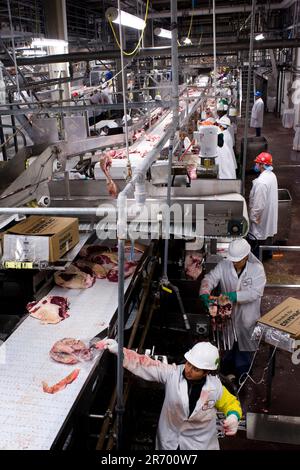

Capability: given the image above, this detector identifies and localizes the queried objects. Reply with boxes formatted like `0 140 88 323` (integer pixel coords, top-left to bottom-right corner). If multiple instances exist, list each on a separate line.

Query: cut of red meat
79 245 111 258
107 179 118 198
88 252 118 269
42 369 80 394
54 265 95 289
100 153 118 198
26 296 69 324
107 261 137 282
50 338 92 364
185 252 203 280
75 259 107 279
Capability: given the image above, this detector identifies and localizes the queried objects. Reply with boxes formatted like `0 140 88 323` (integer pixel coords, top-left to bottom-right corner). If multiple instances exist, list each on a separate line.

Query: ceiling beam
148 0 298 19
2 39 299 65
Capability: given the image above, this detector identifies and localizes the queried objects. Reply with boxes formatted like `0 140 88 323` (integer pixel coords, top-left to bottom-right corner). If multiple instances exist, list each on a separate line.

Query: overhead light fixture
31 38 68 47
22 49 47 56
183 37 192 45
255 33 265 41
154 27 172 39
105 7 146 30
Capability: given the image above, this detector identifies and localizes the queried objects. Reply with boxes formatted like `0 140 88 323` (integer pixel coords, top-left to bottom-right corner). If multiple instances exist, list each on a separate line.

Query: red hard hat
254 152 273 165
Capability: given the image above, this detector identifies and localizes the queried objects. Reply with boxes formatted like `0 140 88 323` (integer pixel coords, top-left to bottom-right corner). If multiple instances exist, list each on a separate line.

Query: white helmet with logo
227 238 251 262
184 342 220 370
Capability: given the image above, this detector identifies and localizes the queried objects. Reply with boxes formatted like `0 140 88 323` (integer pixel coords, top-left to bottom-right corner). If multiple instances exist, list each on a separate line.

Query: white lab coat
216 139 236 179
249 169 278 240
200 253 266 351
223 128 237 169
250 98 264 128
122 352 223 450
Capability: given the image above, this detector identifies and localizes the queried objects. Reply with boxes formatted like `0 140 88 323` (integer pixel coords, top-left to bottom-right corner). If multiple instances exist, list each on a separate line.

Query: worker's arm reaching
96 339 174 384
199 263 224 300
215 385 242 436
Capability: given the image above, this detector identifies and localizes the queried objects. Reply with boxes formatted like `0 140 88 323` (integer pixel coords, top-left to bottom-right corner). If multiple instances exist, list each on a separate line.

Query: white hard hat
217 115 231 127
184 342 220 370
227 238 251 262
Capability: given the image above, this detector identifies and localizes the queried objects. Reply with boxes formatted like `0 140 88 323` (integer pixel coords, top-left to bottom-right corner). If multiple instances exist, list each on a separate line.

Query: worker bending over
100 340 241 450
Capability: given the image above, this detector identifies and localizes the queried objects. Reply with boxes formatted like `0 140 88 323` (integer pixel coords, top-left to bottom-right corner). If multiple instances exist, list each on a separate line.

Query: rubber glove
224 292 237 303
200 294 210 308
95 338 118 354
223 414 239 436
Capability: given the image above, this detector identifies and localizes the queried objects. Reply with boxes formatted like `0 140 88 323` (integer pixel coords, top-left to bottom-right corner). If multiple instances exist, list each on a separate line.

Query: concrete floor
220 112 300 450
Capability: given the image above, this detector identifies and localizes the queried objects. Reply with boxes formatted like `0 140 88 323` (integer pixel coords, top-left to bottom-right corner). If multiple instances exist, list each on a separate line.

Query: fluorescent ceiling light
22 49 47 56
106 7 145 30
183 37 192 45
154 27 172 39
255 33 265 41
31 38 68 47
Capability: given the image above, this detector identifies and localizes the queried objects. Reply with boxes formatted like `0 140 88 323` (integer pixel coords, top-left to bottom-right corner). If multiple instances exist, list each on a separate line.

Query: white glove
94 338 119 354
223 414 239 436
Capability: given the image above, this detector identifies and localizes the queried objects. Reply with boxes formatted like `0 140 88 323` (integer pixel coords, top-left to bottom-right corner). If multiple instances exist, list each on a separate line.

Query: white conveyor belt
0 267 139 450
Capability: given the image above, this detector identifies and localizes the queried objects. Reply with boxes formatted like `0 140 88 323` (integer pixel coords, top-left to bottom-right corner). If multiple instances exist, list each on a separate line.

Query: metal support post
163 0 179 281
241 0 256 195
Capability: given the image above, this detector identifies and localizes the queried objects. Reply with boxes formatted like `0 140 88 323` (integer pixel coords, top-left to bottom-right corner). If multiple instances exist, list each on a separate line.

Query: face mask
253 163 260 173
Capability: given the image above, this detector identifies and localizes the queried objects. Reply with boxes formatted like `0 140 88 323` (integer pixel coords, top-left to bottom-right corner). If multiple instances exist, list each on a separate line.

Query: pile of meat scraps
42 369 80 394
27 296 69 324
50 338 92 364
54 244 140 289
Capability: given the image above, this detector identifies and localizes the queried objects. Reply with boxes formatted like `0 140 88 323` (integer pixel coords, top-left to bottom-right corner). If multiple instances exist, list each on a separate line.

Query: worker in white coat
216 116 237 170
200 239 266 380
215 126 236 179
250 91 264 137
99 340 242 450
248 152 278 257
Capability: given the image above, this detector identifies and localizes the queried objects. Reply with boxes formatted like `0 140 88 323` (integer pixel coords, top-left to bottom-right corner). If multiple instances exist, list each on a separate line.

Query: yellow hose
108 0 150 56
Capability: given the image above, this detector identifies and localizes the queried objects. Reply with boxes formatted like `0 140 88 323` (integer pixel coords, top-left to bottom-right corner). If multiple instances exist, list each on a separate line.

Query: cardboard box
258 297 300 339
3 216 79 263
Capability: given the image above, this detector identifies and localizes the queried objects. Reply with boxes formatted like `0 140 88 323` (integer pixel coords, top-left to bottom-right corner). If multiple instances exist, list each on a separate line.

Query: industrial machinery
0 73 247 450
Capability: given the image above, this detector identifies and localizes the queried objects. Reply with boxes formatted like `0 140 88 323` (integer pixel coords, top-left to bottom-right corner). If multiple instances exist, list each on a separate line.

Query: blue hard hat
255 90 262 97
105 71 113 80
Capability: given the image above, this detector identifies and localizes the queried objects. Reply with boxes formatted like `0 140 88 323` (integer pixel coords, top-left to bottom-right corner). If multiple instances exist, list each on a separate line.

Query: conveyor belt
0 253 143 450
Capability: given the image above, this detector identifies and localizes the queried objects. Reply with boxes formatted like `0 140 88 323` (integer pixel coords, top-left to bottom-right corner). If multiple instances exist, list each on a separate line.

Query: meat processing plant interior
0 0 300 455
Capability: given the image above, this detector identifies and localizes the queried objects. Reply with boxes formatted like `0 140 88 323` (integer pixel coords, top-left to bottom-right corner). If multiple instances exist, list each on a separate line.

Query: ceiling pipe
3 39 300 65
148 0 298 19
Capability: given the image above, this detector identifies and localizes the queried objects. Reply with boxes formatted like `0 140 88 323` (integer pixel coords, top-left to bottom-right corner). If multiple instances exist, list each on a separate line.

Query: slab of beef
107 261 137 282
54 265 95 289
50 338 92 364
42 369 80 394
79 244 112 258
75 259 106 279
185 252 203 280
26 296 69 324
88 251 118 271
100 153 118 198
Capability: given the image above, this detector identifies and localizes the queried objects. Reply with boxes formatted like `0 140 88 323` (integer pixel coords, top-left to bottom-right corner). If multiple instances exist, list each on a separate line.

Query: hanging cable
186 10 194 40
108 0 150 57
